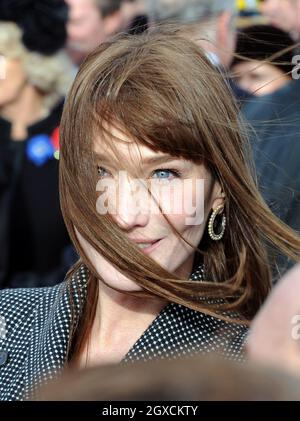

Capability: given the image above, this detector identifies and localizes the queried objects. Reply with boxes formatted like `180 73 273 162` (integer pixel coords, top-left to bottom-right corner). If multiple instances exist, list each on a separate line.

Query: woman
1 29 300 401
0 1 75 289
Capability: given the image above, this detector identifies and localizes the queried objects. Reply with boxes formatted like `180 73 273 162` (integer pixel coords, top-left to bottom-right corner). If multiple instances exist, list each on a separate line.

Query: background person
66 0 124 65
0 0 75 288
147 0 237 69
231 24 294 96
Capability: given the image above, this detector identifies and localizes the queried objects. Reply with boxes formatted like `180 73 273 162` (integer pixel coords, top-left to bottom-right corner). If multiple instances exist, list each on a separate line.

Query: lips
130 238 160 243
132 239 162 254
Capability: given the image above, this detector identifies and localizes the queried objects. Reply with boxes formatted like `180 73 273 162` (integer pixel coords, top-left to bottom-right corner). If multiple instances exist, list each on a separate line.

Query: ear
216 11 230 48
216 10 236 67
211 181 226 212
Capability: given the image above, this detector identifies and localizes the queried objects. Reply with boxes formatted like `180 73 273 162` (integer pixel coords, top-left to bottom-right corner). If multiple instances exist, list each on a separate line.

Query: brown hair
59 28 300 362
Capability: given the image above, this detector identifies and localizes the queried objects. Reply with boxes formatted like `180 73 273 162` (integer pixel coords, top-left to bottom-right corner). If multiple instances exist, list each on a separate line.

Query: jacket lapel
24 266 88 399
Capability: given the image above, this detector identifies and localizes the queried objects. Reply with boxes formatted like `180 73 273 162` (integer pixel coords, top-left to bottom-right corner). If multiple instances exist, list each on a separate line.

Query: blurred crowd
1 0 300 402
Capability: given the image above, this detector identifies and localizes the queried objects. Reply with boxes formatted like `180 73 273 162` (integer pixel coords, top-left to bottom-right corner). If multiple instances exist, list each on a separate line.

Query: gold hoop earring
208 205 226 241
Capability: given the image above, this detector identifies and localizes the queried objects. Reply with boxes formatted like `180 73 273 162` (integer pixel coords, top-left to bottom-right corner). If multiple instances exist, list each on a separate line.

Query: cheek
0 63 26 104
93 251 143 292
76 231 114 278
76 229 142 290
0 80 21 104
167 213 206 238
164 182 209 245
156 178 207 227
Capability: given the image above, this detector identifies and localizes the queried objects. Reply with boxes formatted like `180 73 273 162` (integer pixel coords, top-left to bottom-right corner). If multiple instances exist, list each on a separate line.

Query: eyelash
152 169 182 180
97 166 182 180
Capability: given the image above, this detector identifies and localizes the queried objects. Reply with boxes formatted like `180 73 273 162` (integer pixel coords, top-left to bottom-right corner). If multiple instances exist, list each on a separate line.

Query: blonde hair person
0 1 75 289
0 22 74 131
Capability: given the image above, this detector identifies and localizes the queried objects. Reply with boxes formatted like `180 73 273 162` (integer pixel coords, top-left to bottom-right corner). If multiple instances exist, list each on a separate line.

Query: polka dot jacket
0 264 248 401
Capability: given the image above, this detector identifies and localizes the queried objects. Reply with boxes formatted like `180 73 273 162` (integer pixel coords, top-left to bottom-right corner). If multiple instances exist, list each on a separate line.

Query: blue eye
97 166 110 178
152 169 181 180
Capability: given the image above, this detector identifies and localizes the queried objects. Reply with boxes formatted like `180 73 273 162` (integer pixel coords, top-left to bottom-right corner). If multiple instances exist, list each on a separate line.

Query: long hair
59 29 300 362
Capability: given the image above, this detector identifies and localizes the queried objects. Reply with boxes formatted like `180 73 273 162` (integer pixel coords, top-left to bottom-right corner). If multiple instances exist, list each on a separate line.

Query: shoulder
159 302 248 362
0 283 66 340
0 283 64 309
0 265 88 341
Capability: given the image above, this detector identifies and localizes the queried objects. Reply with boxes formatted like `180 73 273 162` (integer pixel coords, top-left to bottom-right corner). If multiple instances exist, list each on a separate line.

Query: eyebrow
94 152 182 166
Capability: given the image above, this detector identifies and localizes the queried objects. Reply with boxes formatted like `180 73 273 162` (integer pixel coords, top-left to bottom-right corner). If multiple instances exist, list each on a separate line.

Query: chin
101 274 143 293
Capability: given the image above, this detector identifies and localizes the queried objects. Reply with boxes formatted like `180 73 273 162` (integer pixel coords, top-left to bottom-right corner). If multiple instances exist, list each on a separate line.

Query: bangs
60 30 247 229
81 41 214 167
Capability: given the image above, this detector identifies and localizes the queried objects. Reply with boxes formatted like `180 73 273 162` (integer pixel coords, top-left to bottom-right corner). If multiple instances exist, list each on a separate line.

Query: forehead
93 124 159 162
92 124 207 177
67 0 98 15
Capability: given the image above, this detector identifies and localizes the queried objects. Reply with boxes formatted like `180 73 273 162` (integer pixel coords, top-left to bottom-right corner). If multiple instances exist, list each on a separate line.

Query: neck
75 282 167 368
0 84 46 140
93 282 168 345
94 252 195 336
76 256 196 367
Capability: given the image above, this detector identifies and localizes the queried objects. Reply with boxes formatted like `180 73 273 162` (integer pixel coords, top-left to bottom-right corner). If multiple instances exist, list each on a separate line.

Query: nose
239 76 254 94
113 173 150 230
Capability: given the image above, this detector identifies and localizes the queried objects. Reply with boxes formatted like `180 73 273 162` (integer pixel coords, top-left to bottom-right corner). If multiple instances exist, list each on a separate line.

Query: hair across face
59 30 300 361
78 122 221 293
231 61 291 96
60 29 265 309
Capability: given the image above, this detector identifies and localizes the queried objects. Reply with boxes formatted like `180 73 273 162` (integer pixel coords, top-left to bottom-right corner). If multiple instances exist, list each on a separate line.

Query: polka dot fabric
0 264 248 401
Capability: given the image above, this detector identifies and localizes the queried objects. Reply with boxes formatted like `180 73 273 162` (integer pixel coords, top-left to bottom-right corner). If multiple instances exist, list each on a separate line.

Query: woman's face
76 126 224 292
0 57 27 107
232 60 290 96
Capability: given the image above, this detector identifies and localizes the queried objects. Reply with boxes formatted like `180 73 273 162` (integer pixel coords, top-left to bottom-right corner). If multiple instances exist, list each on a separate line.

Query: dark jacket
0 264 248 401
0 101 75 289
242 79 300 277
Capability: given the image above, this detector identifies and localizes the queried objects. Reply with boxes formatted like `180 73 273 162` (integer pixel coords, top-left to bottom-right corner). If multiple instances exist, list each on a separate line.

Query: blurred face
66 0 106 63
247 263 300 375
260 0 300 37
76 126 224 293
232 60 291 96
0 57 27 107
